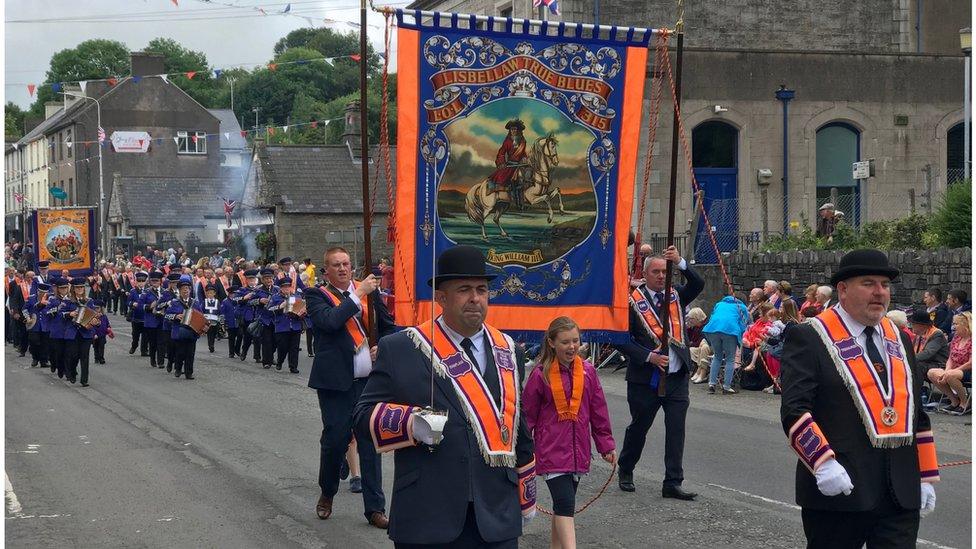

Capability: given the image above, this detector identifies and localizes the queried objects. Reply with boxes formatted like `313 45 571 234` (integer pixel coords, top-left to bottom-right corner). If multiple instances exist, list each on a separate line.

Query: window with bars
177 130 207 155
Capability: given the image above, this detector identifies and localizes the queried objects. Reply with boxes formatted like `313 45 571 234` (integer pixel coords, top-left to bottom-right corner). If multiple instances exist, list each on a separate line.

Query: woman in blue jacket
702 294 751 394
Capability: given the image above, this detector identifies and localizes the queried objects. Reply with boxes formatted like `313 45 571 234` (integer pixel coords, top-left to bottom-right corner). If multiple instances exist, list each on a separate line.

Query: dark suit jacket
780 323 931 512
305 285 395 391
914 330 949 374
616 264 705 384
354 330 533 545
931 303 953 335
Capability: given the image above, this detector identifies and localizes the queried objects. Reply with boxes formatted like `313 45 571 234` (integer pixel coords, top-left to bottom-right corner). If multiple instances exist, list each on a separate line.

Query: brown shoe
315 495 333 520
367 511 389 530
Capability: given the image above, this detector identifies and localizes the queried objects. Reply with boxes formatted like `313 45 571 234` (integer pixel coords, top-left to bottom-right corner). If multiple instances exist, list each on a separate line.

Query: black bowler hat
427 245 496 287
830 249 900 286
37 261 49 269
909 310 933 326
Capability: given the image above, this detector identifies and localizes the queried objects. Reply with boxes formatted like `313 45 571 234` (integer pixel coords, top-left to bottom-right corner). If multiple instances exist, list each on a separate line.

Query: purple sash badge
494 347 515 371
444 352 472 378
835 338 863 361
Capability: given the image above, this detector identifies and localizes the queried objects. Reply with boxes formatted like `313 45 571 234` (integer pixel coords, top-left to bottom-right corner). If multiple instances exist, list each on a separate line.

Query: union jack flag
222 197 238 228
97 126 106 143
533 0 559 15
13 192 23 203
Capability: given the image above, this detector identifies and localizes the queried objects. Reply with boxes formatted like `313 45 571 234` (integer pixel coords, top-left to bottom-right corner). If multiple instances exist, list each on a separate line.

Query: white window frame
177 130 208 155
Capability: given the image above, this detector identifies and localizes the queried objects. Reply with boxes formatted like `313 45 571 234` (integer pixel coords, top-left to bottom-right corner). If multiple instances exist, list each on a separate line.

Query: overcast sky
4 0 399 109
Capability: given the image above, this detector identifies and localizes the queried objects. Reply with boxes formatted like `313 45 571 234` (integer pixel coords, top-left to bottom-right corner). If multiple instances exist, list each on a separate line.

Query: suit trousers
155 325 169 366
394 503 517 549
172 339 197 377
618 370 690 487
274 330 301 371
226 326 241 357
144 327 159 364
317 382 385 518
116 293 127 316
28 331 48 364
240 326 261 360
206 325 219 352
801 491 919 549
305 328 314 355
16 319 28 353
50 338 66 377
65 335 92 384
129 321 144 353
260 326 276 366
93 337 106 362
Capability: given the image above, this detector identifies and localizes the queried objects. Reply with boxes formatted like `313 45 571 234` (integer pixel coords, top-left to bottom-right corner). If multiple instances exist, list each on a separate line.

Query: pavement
4 322 972 548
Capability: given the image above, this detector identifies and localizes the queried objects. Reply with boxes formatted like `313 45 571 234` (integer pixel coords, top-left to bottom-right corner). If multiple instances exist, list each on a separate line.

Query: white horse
464 133 567 240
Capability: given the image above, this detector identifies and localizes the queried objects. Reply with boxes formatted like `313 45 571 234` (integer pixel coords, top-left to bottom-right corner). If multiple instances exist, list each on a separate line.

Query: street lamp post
63 92 107 257
962 28 971 181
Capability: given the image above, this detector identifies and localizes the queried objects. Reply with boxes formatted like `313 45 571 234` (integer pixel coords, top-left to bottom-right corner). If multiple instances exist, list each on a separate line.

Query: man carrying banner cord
780 249 938 548
354 245 536 548
615 245 704 500
307 246 394 529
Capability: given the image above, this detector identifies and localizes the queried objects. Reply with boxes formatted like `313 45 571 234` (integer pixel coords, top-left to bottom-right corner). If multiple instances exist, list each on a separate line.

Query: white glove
920 482 936 517
521 508 536 528
814 458 853 497
412 413 435 445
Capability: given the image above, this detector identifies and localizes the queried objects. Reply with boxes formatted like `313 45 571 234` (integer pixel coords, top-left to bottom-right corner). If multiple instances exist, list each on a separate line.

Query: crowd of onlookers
679 277 972 415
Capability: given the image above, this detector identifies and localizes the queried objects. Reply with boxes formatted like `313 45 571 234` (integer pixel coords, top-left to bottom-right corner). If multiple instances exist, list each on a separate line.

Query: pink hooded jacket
522 359 615 475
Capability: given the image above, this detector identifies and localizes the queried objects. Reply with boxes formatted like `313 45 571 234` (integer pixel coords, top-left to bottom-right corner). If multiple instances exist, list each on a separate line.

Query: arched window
947 122 965 184
816 122 860 224
692 121 737 168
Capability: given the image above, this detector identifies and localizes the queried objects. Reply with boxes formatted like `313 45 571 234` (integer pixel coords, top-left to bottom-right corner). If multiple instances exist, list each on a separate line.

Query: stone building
242 102 394 265
407 0 970 262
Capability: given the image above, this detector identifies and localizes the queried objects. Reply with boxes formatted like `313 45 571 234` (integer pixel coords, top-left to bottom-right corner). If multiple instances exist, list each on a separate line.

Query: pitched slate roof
256 143 395 214
114 176 236 227
207 109 248 150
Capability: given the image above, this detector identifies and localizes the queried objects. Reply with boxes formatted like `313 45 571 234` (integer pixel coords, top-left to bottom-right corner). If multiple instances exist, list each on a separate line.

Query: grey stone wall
692 247 973 309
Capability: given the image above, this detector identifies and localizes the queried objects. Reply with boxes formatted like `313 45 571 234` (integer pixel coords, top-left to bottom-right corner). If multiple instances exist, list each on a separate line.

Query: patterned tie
862 326 889 387
654 292 663 310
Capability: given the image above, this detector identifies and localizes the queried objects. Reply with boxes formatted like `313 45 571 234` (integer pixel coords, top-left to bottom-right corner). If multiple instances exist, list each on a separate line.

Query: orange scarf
549 355 584 421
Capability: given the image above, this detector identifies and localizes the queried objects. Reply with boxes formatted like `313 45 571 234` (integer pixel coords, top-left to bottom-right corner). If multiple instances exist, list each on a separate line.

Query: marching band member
139 272 165 367
267 277 304 373
616 246 704 499
781 249 938 548
91 299 114 365
221 282 242 358
24 282 51 368
128 272 149 356
256 268 278 370
356 246 536 546
9 270 30 357
165 277 205 380
61 277 98 386
45 277 71 378
202 284 221 353
32 260 50 289
308 247 395 529
236 269 263 363
155 273 180 371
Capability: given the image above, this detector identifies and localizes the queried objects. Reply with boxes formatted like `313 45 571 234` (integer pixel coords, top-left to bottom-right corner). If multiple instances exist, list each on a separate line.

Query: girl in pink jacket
523 316 616 549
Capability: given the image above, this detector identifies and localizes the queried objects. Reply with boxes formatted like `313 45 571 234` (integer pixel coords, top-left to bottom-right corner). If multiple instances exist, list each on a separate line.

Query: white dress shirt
645 258 688 374
339 281 373 379
438 317 489 375
833 304 891 374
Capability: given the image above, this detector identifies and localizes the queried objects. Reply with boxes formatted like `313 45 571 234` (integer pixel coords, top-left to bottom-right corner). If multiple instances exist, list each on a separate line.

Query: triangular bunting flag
107 77 118 86
268 63 278 71
282 3 291 13
171 0 178 6
224 132 230 140
323 119 331 126
297 60 308 65
27 84 36 97
65 140 72 149
267 127 276 136
283 125 289 133
323 57 334 67
214 69 222 78
173 137 180 145
132 76 142 83
160 74 169 84
310 121 318 129
350 54 362 62
191 135 198 144
79 81 88 94
186 71 197 80
51 83 62 92
12 143 18 150
240 130 247 138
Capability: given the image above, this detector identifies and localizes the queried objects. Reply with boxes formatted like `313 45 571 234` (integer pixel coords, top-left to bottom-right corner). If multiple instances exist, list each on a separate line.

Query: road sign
852 160 870 180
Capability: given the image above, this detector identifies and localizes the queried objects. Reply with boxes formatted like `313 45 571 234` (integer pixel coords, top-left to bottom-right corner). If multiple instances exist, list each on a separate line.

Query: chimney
62 84 82 109
130 52 165 78
342 100 363 157
44 101 64 120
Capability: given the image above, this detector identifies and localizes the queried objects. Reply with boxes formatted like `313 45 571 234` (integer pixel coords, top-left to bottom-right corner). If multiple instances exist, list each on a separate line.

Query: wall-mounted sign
110 131 152 153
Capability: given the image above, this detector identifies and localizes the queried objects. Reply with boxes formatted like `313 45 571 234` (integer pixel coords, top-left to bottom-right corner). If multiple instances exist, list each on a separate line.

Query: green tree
29 39 130 118
5 102 26 139
143 38 222 107
930 180 971 248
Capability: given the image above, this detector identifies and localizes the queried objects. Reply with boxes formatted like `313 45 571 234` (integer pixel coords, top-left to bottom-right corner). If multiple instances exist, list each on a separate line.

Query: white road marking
707 483 958 549
5 471 22 515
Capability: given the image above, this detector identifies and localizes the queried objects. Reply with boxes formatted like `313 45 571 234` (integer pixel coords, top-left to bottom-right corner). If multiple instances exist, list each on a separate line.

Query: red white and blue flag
97 126 106 143
222 197 238 228
533 0 559 15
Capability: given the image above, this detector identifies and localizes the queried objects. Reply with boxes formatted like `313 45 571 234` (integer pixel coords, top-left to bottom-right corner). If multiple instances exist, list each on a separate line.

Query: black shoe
618 470 635 492
290 368 299 374
722 386 737 395
141 353 149 357
174 371 182 378
184 375 194 380
340 459 350 481
166 364 173 373
263 364 271 369
31 359 38 367
150 362 157 368
662 486 697 501
229 354 236 359
49 364 55 372
58 372 64 379
239 353 247 362
254 358 262 363
308 353 314 358
209 348 214 353
276 364 282 371
129 347 136 354
349 476 363 493
708 385 716 394
69 378 77 384
81 382 89 387
17 352 25 357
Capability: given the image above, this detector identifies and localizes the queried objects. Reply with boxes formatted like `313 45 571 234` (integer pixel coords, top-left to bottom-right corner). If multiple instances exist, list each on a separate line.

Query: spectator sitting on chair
927 312 972 415
885 310 914 343
763 280 783 309
908 310 949 377
740 303 776 391
946 289 970 339
801 306 820 320
747 288 765 320
923 287 952 335
684 307 710 384
815 285 833 310
800 284 820 315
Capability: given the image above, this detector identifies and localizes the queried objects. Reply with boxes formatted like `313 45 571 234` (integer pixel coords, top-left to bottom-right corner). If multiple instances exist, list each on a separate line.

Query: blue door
691 121 739 264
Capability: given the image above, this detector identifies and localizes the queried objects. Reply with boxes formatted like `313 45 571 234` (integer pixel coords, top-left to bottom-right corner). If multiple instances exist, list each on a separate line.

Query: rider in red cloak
487 119 528 208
